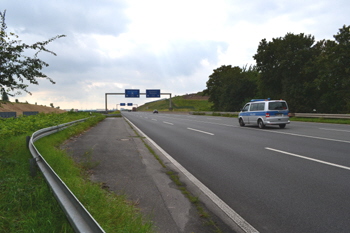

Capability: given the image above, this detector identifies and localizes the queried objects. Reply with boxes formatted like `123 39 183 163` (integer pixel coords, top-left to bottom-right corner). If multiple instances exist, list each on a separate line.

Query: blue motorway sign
120 103 126 106
125 89 140 98
146 89 161 98
127 103 133 106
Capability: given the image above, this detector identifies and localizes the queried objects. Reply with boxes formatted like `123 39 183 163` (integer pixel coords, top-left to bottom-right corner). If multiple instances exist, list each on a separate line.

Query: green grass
0 114 154 233
0 136 75 232
138 95 212 112
110 110 121 114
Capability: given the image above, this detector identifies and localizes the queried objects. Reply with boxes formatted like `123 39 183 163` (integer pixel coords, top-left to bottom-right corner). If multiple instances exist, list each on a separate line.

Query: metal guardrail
189 111 239 115
292 113 350 119
189 111 350 119
28 118 105 233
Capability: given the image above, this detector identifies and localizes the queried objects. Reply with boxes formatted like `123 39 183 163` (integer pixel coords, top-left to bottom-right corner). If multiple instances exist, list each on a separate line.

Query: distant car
153 109 158 114
238 99 290 129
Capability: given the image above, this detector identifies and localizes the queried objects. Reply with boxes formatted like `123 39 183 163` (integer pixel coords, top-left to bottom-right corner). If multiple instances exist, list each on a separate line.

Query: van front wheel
239 118 245 126
258 119 265 129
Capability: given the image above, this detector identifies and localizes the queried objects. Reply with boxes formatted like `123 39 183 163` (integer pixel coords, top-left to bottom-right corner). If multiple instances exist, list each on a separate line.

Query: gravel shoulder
63 117 232 233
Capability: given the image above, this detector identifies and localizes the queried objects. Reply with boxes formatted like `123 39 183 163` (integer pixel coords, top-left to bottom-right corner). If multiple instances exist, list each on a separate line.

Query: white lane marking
261 130 350 144
152 119 157 121
266 147 350 171
163 121 174 125
187 128 214 135
124 117 259 233
319 128 350 133
159 115 235 127
207 118 222 120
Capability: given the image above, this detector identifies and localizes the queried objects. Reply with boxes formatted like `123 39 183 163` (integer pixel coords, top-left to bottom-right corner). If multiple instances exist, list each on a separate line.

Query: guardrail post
26 136 31 149
27 136 38 177
29 158 38 177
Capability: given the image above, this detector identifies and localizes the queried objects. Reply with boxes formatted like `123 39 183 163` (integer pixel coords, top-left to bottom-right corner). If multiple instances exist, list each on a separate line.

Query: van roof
250 99 285 102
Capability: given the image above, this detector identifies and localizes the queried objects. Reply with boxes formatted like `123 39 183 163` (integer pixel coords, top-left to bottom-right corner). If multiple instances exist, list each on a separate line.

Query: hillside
137 92 212 112
0 102 66 116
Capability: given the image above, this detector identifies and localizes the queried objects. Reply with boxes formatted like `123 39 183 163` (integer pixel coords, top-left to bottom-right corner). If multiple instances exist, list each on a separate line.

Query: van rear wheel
258 119 265 129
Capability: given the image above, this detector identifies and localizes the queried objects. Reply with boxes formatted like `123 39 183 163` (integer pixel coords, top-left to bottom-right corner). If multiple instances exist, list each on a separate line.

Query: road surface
122 112 350 233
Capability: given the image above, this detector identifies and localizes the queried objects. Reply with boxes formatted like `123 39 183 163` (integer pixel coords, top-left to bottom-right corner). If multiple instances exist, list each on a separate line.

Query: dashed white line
159 115 235 127
266 147 350 171
163 121 174 125
187 128 214 135
207 118 222 120
319 128 350 133
261 130 350 144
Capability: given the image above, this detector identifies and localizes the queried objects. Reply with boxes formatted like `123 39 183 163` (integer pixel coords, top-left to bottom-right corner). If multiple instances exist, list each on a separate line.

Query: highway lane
122 112 350 233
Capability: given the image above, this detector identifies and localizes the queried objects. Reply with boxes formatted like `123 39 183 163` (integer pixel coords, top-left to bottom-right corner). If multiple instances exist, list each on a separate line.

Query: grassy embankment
137 94 213 112
0 112 154 233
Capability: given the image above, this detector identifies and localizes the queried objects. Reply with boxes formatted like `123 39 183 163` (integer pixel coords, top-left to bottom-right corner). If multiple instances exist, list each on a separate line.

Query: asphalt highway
122 112 350 233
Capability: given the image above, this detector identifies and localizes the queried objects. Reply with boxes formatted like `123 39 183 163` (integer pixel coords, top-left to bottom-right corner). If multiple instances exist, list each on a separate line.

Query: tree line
204 25 350 113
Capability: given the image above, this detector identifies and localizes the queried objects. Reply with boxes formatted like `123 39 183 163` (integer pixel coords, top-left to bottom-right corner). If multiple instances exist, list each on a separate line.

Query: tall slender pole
169 93 172 110
105 93 107 113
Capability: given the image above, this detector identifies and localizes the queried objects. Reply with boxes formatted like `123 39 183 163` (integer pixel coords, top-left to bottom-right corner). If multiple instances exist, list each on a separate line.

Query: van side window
269 102 287 110
258 103 265 110
242 104 250 111
250 103 258 111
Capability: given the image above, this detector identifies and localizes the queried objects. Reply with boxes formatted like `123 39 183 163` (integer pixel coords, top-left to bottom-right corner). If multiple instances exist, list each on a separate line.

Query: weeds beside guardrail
28 118 105 233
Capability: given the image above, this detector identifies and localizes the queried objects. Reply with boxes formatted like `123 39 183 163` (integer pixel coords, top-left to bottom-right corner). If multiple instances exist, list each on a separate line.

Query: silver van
238 99 290 129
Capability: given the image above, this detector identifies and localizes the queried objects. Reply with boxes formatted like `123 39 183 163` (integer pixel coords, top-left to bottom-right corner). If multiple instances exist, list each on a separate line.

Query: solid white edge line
265 147 350 171
124 117 259 233
187 127 214 135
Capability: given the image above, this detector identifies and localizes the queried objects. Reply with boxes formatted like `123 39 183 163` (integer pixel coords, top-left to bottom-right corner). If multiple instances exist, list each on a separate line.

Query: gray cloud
3 0 129 36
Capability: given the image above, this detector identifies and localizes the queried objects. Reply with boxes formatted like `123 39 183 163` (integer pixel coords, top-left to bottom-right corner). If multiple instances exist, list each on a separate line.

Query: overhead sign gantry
105 89 172 112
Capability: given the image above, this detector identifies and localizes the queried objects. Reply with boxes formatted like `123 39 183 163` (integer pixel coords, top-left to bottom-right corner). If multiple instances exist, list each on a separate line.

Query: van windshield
268 102 287 110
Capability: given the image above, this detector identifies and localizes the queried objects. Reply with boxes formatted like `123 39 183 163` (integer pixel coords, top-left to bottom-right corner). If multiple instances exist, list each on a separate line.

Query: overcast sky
2 0 349 110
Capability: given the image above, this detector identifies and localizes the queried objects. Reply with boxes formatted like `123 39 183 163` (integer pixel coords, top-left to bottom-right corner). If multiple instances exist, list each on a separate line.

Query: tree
204 65 259 111
313 25 350 113
1 87 9 101
0 10 65 98
253 33 318 112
